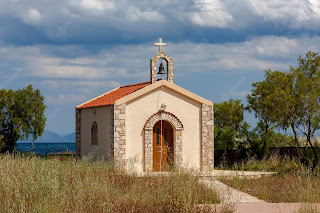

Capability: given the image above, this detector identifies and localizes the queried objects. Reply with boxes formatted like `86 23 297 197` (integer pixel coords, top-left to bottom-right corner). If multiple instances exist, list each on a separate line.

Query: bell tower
150 38 173 84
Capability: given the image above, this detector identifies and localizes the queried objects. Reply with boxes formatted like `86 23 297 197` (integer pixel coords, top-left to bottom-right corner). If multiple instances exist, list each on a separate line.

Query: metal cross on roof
154 37 167 52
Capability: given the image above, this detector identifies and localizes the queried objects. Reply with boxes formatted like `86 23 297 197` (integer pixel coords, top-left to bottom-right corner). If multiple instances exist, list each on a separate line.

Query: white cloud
254 36 299 56
309 0 320 14
248 0 320 29
40 80 59 88
126 7 165 22
46 94 87 105
230 91 251 98
28 9 41 21
73 80 120 88
80 0 115 11
40 79 120 89
21 9 41 24
190 0 233 27
1 35 320 83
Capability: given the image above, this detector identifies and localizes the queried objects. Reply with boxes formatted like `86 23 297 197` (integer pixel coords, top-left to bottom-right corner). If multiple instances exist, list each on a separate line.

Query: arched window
91 122 98 145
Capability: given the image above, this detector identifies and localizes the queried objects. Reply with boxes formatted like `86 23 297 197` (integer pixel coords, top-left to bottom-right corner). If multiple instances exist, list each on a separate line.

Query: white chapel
76 38 214 173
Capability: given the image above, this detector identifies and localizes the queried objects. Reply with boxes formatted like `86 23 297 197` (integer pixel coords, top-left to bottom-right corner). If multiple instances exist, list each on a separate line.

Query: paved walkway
231 203 320 213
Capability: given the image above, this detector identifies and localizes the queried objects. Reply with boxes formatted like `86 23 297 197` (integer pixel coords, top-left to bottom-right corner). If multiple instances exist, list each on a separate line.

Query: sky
1 0 320 135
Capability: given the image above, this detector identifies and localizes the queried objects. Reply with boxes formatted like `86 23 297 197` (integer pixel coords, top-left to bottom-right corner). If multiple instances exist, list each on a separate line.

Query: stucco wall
125 86 202 172
80 106 113 160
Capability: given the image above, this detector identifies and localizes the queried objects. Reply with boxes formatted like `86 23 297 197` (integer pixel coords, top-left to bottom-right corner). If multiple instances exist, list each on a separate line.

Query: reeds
0 155 219 213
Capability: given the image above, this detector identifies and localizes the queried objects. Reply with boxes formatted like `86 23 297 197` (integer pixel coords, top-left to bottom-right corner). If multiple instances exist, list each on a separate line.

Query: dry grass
296 203 320 213
221 172 320 203
219 154 320 204
0 155 220 213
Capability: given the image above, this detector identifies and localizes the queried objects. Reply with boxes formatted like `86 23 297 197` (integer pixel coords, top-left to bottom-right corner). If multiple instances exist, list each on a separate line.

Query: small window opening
91 122 98 145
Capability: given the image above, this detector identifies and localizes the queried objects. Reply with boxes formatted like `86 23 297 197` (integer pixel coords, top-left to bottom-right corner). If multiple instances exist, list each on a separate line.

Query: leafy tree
290 51 320 170
247 69 300 158
0 85 46 152
257 69 308 163
247 71 278 158
248 51 320 170
214 99 244 150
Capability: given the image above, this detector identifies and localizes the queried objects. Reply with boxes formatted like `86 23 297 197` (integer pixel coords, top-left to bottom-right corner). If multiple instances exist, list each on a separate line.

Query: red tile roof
77 81 151 109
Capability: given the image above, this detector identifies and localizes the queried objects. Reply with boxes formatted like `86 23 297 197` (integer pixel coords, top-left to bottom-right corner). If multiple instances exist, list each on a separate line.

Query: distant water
16 143 75 155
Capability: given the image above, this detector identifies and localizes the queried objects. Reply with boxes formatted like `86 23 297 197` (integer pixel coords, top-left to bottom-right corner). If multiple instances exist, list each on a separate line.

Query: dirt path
200 175 320 213
200 178 265 203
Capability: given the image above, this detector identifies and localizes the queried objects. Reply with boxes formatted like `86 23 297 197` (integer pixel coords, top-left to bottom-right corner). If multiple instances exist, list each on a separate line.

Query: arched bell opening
150 52 173 84
156 58 168 80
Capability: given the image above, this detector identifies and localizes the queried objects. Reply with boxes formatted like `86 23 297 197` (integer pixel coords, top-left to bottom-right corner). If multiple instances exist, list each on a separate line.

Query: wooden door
153 120 174 171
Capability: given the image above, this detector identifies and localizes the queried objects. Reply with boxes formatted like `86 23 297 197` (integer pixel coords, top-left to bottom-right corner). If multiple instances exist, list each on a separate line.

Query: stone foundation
201 104 214 172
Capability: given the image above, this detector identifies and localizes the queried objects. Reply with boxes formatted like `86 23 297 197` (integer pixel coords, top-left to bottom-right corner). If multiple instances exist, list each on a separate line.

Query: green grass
216 154 307 174
0 155 220 213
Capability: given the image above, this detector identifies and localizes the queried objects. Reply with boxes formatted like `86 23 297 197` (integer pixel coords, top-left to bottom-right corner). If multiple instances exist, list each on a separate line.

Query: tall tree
247 71 278 158
248 51 320 170
0 85 46 152
291 51 320 171
214 99 244 150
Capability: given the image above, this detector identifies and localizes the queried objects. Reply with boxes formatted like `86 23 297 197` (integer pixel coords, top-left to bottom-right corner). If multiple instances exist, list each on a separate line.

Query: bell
157 61 166 75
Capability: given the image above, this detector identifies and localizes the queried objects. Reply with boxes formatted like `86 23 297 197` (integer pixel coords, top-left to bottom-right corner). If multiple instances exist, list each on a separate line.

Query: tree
290 51 320 171
0 135 3 151
247 71 278 158
214 99 244 150
0 85 46 152
257 69 307 163
248 51 320 170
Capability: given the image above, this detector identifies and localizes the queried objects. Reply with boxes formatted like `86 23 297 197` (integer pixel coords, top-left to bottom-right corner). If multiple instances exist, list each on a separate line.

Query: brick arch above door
144 111 183 172
144 111 183 130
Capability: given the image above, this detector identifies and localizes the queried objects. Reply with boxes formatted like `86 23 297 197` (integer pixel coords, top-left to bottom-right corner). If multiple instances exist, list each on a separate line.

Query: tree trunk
244 131 253 149
307 136 319 172
259 124 269 160
291 123 307 166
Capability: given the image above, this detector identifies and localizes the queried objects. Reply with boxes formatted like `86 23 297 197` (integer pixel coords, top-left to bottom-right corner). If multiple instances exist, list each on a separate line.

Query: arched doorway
153 120 174 171
144 111 183 172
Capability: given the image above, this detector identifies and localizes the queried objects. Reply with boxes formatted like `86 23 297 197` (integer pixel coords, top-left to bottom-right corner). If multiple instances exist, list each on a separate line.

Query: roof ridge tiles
119 81 150 88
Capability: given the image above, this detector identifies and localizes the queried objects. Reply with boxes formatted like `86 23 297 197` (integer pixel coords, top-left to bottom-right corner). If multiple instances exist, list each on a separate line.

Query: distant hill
19 131 75 143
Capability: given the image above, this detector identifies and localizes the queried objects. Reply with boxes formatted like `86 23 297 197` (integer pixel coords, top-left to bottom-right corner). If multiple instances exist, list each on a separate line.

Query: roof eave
76 86 120 109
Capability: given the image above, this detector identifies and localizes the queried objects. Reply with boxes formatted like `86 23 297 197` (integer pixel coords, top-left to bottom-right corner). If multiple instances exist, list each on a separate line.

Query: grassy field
219 155 320 204
221 174 320 203
0 155 220 213
216 154 316 174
